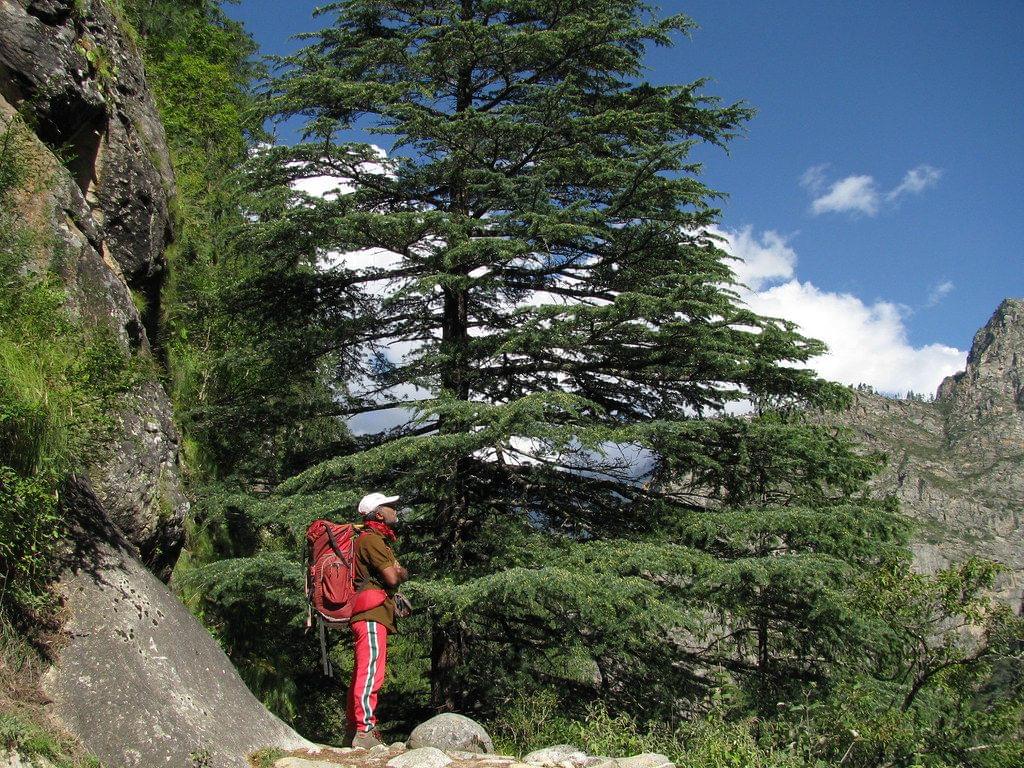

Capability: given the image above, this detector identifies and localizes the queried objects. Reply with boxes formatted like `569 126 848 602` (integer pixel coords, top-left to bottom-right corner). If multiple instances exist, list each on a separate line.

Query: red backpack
305 519 359 676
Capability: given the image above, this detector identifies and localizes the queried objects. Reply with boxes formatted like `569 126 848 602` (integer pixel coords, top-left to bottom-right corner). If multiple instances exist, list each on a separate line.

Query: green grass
248 747 285 768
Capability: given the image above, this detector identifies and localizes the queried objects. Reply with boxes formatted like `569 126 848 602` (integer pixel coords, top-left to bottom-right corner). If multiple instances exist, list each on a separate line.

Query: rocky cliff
1 1 311 765
829 299 1024 611
0 0 185 569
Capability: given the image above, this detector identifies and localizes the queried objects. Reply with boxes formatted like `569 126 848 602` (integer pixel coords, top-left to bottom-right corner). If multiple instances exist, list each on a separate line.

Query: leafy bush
490 691 665 758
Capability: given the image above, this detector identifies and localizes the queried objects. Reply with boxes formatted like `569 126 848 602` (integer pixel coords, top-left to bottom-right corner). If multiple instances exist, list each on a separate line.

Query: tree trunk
430 617 466 712
430 5 476 707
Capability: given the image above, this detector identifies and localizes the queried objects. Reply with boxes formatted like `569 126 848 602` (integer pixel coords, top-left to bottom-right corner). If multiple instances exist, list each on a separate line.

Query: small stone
523 746 589 766
369 744 391 756
615 754 674 768
387 747 453 768
390 742 407 752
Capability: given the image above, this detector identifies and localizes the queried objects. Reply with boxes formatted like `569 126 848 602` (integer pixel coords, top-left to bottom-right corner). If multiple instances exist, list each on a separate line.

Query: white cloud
744 281 965 395
710 225 796 290
291 173 353 199
886 164 943 201
804 163 943 217
799 163 830 194
810 175 881 216
926 279 954 307
716 227 966 396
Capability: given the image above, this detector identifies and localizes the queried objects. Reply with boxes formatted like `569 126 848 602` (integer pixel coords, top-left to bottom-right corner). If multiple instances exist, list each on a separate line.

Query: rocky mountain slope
1 1 310 765
828 299 1023 611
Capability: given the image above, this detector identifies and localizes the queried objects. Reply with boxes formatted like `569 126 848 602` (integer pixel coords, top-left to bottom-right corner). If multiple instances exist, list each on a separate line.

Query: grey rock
447 751 512 762
386 747 453 768
523 745 589 766
88 377 189 576
407 713 495 754
822 299 1024 610
615 755 674 768
41 481 312 768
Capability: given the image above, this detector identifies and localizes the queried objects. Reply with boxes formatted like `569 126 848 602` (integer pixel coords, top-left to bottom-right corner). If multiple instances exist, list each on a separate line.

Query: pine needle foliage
213 0 919 719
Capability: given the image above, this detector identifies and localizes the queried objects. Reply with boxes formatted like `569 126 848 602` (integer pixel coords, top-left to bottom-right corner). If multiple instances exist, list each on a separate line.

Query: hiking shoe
351 730 385 749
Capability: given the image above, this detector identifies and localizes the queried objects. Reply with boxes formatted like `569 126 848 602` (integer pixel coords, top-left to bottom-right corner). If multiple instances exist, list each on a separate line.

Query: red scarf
363 519 397 541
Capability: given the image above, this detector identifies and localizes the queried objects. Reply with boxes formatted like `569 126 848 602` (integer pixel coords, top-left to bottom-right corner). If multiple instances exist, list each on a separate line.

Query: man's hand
380 563 409 589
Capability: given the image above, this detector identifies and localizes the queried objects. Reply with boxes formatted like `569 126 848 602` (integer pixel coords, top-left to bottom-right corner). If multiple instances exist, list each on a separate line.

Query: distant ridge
828 299 1024 611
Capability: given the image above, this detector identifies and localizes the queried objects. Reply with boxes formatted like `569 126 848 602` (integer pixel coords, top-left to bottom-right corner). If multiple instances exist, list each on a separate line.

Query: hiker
346 492 409 748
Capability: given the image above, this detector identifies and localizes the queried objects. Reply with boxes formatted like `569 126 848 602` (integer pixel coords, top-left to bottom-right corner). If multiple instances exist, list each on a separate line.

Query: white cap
358 492 400 516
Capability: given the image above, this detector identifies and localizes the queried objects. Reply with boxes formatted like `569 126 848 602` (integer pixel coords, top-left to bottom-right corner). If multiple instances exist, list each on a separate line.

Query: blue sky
226 0 1023 395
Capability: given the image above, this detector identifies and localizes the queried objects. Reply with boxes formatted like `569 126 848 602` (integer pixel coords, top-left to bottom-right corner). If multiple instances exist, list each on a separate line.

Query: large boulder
0 2 312 765
407 713 495 754
42 481 312 768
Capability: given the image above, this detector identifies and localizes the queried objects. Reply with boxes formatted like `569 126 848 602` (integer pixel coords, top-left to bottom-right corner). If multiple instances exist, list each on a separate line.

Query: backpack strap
324 523 350 566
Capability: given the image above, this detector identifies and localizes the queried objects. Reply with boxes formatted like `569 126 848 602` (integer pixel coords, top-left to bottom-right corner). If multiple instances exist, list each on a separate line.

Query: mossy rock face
0 0 188 567
0 0 175 288
0 92 189 571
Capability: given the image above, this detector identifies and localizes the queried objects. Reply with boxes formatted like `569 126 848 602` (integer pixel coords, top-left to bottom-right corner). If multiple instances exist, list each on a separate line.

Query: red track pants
347 620 388 733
